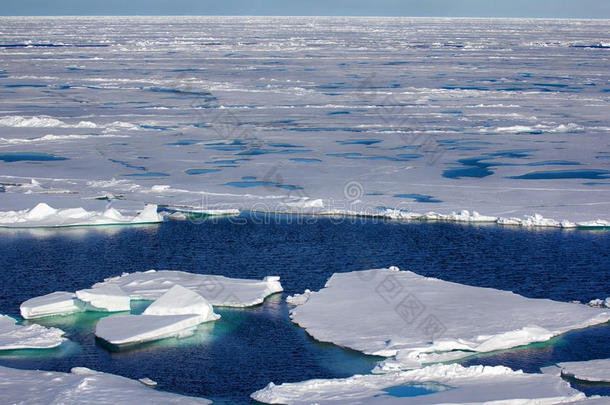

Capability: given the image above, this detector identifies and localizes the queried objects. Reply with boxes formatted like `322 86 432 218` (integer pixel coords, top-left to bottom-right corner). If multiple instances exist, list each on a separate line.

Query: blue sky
1 0 610 18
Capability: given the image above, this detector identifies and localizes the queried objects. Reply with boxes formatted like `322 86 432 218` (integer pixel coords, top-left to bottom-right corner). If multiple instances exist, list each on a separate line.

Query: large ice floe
93 270 284 307
0 365 211 404
0 315 66 350
289 267 610 371
251 363 586 404
95 284 220 346
0 202 163 228
554 359 610 383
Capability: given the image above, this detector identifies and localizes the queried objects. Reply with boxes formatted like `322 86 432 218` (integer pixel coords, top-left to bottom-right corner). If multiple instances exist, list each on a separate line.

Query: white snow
251 363 585 404
0 365 211 404
289 268 610 370
0 115 97 128
143 284 220 322
20 291 85 319
75 285 131 312
94 270 283 307
587 298 610 308
556 359 610 382
95 314 207 346
561 397 610 405
139 377 158 387
0 315 66 350
379 209 608 229
0 203 163 228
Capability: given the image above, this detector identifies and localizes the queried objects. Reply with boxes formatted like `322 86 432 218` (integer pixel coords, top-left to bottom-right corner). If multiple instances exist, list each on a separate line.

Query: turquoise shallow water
0 214 608 404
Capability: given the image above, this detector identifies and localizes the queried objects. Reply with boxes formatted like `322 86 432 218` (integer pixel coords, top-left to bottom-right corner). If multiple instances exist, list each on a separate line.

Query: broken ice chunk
143 284 220 321
0 315 66 350
20 291 85 319
95 314 206 346
76 285 131 312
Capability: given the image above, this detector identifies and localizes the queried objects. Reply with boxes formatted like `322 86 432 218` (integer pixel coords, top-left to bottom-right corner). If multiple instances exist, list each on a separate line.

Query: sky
1 0 610 18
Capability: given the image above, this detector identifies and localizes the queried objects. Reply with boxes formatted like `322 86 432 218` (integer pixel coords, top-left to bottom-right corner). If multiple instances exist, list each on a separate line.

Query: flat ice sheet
0 315 66 350
0 17 609 227
95 314 206 346
20 291 84 319
94 270 283 307
251 363 585 404
557 359 610 382
289 268 610 369
0 365 211 404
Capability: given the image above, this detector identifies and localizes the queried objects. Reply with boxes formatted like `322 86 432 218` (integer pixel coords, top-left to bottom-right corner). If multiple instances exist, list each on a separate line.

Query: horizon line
2 14 610 20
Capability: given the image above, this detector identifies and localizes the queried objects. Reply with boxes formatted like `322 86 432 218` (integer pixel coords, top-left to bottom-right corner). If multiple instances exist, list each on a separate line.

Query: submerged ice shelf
251 363 586 405
289 267 610 371
0 365 211 404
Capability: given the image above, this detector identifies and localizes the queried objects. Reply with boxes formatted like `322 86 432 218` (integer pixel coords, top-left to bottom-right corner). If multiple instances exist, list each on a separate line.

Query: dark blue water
0 152 68 162
0 214 608 404
185 168 221 175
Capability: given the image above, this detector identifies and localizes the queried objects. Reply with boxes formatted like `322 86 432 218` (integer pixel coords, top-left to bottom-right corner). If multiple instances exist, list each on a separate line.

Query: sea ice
95 314 207 346
94 270 283 307
286 289 312 306
143 284 220 321
1 18 610 228
95 285 218 346
0 315 66 350
556 359 610 382
0 202 163 228
75 285 131 312
20 291 85 319
251 363 585 404
562 397 610 405
289 268 610 370
0 365 211 404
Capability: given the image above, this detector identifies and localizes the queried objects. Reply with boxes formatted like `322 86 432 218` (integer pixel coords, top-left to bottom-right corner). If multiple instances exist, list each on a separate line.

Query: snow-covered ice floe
21 287 130 319
0 203 163 228
554 359 610 383
20 291 85 319
94 270 284 307
0 365 211 404
289 267 610 371
251 363 586 404
95 314 209 346
95 285 220 346
0 315 66 350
